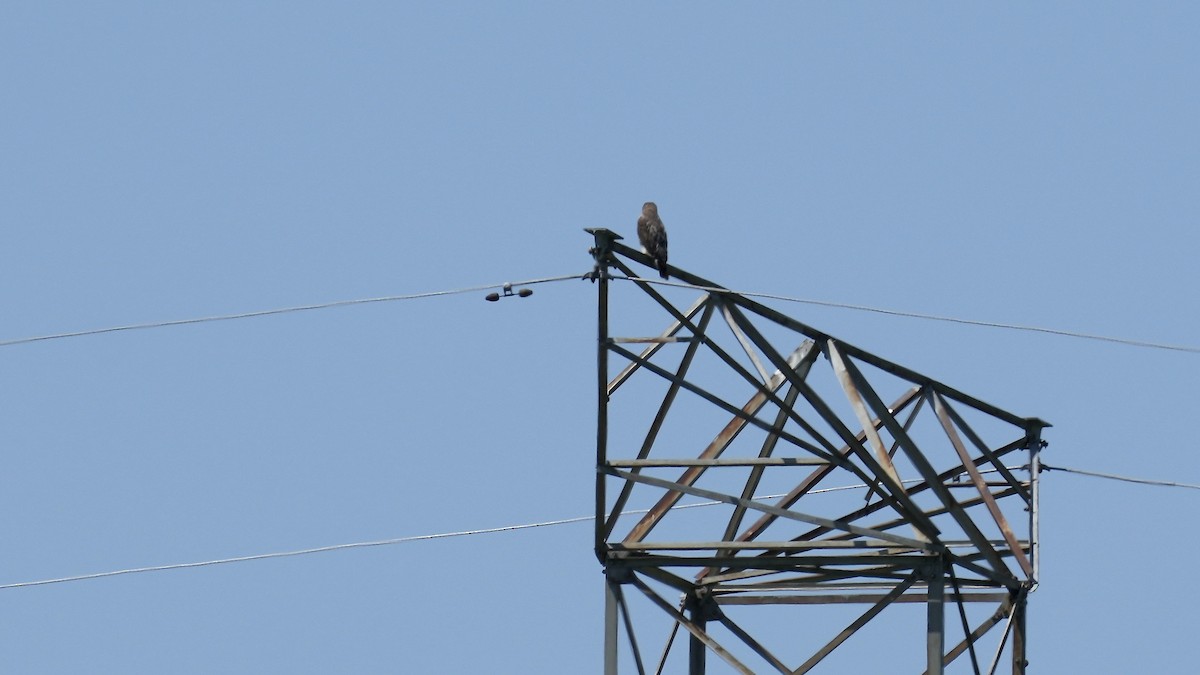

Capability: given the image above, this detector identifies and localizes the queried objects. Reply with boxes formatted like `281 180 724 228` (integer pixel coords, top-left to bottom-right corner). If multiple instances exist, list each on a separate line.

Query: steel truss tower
587 229 1048 674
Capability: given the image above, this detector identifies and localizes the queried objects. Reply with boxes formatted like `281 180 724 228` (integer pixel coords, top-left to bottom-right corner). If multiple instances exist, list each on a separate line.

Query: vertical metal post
1011 596 1028 674
591 228 622 673
604 575 620 675
596 260 609 559
1028 426 1043 587
926 556 945 675
687 595 707 675
589 229 619 561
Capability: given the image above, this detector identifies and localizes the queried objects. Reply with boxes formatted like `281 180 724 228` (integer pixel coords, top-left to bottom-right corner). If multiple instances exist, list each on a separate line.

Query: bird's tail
657 258 669 280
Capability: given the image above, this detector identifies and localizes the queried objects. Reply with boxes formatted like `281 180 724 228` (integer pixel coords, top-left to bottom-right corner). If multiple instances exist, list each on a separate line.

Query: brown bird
637 201 669 279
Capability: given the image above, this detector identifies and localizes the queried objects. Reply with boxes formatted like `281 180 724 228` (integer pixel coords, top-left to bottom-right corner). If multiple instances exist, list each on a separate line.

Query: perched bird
637 201 669 279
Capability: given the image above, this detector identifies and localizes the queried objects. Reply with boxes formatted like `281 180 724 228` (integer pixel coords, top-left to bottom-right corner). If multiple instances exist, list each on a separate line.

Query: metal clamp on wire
485 282 533 302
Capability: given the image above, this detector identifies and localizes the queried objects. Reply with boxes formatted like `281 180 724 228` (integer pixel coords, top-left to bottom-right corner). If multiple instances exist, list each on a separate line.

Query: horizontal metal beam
608 467 934 551
611 336 694 344
607 457 829 468
716 592 1010 605
613 540 913 552
608 239 1045 431
609 553 928 570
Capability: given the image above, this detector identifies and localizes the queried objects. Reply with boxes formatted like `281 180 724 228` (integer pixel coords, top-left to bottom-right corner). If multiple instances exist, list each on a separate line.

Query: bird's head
642 201 658 216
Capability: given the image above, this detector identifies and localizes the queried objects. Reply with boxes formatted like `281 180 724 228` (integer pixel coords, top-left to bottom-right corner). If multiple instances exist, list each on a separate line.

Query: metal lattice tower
587 229 1048 674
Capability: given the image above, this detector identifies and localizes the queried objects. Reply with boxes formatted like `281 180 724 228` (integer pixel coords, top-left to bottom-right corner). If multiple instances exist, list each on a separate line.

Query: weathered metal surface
721 380 807 556
588 229 1044 674
613 582 648 675
927 557 946 675
930 596 1012 674
795 573 920 674
609 467 934 550
609 457 829 468
1028 429 1043 587
722 386 924 552
628 576 754 675
608 295 709 396
937 398 1031 504
720 303 946 541
611 336 695 344
594 234 611 561
829 340 929 545
931 391 1032 576
608 237 1044 429
603 302 715 541
607 343 831 458
836 353 1018 585
604 576 619 675
718 591 1010 605
947 562 984 675
715 611 792 674
718 297 773 384
619 342 825 544
613 540 914 552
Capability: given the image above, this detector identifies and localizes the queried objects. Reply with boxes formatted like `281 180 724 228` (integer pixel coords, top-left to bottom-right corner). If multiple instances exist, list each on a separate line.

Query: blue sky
2 3 1198 673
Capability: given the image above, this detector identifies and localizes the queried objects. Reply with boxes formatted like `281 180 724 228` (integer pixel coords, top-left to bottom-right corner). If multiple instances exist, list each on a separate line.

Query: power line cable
0 472 1026 591
612 275 1200 355
0 273 584 349
1041 463 1200 491
0 502 691 591
19 462 1200 592
4 270 1195 355
0 516 591 591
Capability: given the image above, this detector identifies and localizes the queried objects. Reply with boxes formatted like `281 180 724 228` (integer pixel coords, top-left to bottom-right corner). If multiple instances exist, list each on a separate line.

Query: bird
637 201 669 279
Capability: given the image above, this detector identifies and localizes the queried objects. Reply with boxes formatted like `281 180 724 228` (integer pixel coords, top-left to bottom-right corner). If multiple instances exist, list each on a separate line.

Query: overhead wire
611 275 1200 355
2 269 1196 354
2 462 1194 591
0 472 1011 592
0 273 585 348
1041 463 1200 491
0 500 728 591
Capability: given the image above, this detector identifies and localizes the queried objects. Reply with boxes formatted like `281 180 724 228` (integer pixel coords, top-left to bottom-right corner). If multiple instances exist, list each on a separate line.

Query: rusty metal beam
833 350 1018 586
607 343 832 460
628 575 755 675
720 386 924 551
605 267 883 486
711 480 1022 588
794 573 921 674
721 382 805 555
717 296 773 384
603 302 716 540
927 557 946 675
619 342 820 544
611 553 927 570
934 395 1030 504
608 239 1042 430
829 341 928 545
608 295 709 396
717 591 1009 606
594 234 1042 674
718 303 946 542
609 457 829 468
922 596 1013 675
863 389 926 505
714 609 793 674
608 467 934 550
931 391 1032 577
615 540 917 552
947 562 983 675
605 575 620 675
594 230 615 561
